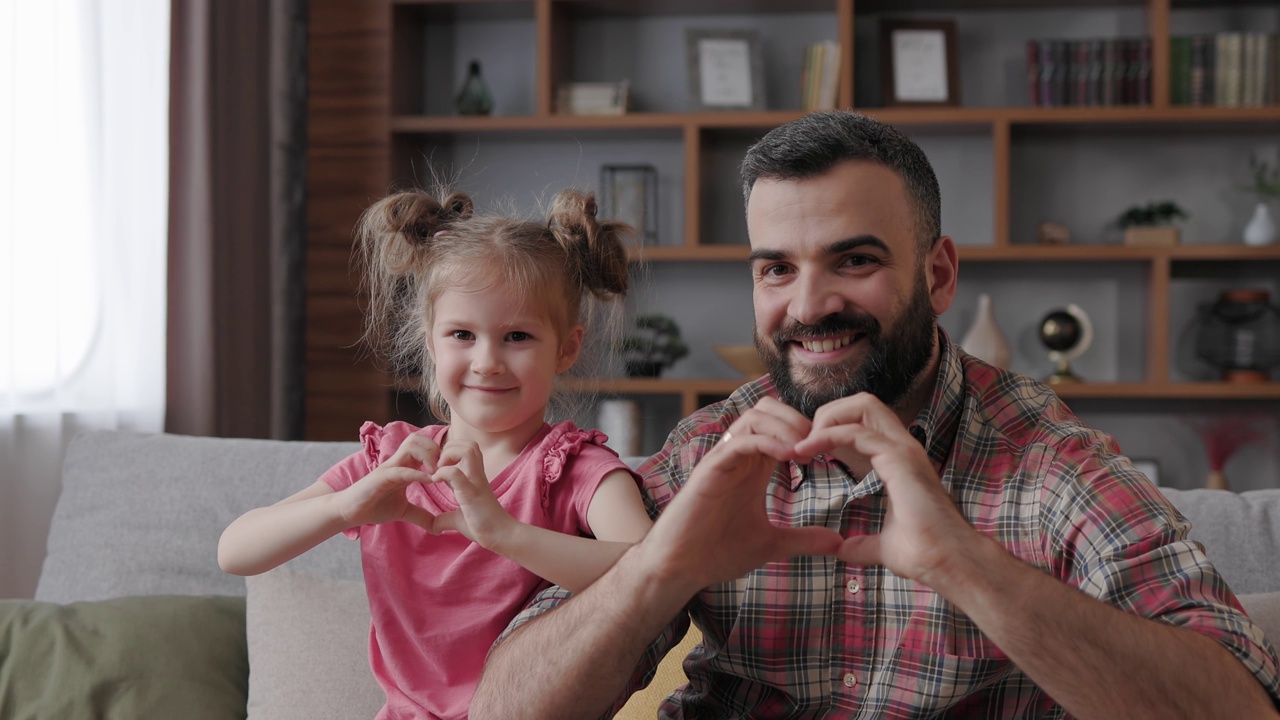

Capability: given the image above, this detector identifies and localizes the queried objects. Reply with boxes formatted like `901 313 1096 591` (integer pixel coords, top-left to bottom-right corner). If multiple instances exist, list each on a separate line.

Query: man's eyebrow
828 235 889 254
748 248 786 263
749 235 890 264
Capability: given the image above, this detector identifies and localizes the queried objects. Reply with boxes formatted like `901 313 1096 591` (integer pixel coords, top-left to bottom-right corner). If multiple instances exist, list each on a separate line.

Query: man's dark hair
740 110 942 255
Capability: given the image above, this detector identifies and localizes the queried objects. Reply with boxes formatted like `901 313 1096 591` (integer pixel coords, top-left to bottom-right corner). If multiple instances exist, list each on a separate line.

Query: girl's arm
433 442 652 592
218 433 441 576
493 470 651 592
217 480 349 576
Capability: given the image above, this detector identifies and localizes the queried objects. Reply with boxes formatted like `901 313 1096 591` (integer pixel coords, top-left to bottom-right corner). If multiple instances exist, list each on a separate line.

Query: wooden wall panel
305 0 392 440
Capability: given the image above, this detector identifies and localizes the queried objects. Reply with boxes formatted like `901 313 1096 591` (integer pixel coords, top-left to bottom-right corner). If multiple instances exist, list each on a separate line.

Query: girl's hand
336 432 440 531
430 439 515 551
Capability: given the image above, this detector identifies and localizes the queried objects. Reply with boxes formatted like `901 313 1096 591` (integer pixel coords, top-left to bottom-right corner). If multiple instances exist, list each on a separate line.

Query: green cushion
0 595 248 720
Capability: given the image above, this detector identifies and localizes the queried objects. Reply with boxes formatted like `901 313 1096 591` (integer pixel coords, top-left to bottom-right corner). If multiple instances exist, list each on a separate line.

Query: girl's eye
451 330 473 341
507 331 532 342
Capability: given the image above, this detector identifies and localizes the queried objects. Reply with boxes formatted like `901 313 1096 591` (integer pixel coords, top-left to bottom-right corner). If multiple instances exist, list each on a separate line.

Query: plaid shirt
508 334 1280 718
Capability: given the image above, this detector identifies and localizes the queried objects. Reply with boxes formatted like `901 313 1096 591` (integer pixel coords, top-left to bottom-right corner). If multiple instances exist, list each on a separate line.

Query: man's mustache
773 312 880 345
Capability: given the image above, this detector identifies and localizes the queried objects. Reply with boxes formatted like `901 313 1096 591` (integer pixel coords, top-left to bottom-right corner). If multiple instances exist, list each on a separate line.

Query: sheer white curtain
0 1 168 598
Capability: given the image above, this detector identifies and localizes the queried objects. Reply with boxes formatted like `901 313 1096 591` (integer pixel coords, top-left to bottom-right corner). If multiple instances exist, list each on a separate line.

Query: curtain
0 1 170 598
166 0 307 440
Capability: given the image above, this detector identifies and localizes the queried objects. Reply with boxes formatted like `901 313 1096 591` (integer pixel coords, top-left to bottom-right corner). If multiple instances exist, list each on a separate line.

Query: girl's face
427 277 582 440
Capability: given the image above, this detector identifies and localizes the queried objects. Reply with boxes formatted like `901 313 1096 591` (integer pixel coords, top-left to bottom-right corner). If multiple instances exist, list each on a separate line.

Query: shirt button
815 453 827 462
847 578 860 594
843 672 857 687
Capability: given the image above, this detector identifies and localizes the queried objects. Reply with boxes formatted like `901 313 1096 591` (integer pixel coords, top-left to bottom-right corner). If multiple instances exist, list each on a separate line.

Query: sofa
3 430 1280 719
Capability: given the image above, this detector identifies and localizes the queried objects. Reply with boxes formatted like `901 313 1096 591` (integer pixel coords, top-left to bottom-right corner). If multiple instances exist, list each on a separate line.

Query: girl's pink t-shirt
319 420 636 720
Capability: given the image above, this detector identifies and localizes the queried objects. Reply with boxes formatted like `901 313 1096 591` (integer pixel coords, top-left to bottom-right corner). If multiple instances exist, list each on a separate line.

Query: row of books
1171 33 1279 107
1026 37 1152 108
801 40 840 112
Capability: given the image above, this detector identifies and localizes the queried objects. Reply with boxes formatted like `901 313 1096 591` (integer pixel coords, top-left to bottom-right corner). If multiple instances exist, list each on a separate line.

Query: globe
1039 310 1082 353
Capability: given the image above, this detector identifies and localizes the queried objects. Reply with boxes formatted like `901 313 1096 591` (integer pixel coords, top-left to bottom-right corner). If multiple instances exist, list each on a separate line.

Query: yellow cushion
613 624 703 720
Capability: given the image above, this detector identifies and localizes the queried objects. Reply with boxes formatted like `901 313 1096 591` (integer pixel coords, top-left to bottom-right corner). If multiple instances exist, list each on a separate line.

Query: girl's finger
373 466 433 487
431 465 478 498
400 503 437 532
437 440 484 478
387 433 441 473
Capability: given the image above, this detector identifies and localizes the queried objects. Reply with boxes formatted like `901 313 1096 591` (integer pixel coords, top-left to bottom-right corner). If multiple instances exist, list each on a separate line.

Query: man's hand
794 392 979 587
641 396 843 594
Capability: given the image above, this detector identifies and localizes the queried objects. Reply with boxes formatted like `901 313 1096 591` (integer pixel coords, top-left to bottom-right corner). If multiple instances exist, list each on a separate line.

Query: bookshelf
307 0 1280 486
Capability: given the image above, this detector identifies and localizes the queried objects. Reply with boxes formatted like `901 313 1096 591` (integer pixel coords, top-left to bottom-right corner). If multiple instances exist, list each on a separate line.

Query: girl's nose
470 341 504 376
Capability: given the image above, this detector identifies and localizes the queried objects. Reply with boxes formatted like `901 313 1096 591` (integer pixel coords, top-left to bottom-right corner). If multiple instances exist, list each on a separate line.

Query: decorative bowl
714 344 767 378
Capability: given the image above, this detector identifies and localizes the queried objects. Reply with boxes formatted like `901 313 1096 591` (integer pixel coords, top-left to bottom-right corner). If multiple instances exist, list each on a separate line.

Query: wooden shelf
1049 382 1280 399
571 378 1280 401
622 244 1280 263
391 106 1280 135
307 0 1280 450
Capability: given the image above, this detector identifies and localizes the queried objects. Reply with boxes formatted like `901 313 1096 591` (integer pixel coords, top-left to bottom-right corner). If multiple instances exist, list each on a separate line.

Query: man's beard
755 279 936 418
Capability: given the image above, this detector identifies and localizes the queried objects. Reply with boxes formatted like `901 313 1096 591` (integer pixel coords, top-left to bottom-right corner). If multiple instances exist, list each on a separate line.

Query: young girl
217 188 653 720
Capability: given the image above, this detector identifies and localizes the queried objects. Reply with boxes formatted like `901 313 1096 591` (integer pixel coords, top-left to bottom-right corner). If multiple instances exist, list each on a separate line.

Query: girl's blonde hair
354 187 632 422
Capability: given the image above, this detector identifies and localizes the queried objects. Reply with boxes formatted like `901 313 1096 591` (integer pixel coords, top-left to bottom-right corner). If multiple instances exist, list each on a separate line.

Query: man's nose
788 272 844 326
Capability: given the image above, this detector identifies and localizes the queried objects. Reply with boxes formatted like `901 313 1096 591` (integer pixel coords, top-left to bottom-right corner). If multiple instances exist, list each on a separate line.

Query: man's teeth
800 336 853 353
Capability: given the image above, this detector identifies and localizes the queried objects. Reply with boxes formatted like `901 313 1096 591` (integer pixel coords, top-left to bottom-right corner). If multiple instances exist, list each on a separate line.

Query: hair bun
381 190 474 246
548 189 629 299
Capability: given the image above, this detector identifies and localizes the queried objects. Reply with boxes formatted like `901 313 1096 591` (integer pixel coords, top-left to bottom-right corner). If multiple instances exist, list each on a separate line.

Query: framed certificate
686 29 766 111
881 20 960 107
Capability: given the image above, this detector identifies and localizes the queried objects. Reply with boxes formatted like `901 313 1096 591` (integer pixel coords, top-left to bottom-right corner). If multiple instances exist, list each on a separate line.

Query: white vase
1243 202 1277 247
597 399 642 457
960 293 1012 369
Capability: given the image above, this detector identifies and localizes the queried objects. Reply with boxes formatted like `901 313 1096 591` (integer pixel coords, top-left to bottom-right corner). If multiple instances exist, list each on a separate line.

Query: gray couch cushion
36 431 364 603
1160 487 1280 596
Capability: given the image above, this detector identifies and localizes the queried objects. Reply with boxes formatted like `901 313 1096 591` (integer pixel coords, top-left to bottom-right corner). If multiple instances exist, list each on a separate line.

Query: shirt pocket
889 601 1017 710
694 559 836 712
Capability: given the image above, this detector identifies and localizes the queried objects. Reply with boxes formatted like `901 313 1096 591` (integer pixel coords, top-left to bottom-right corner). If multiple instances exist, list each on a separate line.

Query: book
1134 36 1152 105
1170 35 1190 106
1027 40 1041 106
1101 39 1121 106
818 40 840 111
1242 32 1258 107
1086 39 1104 106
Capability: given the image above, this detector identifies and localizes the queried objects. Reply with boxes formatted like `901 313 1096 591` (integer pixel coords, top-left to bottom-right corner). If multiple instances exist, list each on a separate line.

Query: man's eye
760 264 790 277
841 255 876 268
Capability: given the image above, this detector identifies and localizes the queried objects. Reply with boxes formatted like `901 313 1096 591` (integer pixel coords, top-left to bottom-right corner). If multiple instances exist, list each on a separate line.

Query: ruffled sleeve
538 424 612 513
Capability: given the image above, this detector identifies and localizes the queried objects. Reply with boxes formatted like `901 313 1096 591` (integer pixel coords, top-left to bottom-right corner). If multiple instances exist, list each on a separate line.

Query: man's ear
925 235 959 316
557 324 585 373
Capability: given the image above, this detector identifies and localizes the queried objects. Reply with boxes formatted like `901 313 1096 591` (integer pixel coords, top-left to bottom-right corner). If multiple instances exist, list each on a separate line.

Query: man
470 111 1280 718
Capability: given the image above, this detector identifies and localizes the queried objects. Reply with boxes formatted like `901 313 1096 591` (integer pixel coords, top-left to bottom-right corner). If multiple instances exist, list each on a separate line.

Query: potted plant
1238 153 1278 246
616 314 689 378
1115 200 1189 247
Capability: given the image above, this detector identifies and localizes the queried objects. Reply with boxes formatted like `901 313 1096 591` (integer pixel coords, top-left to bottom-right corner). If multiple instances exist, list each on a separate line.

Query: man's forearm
471 544 695 720
929 535 1277 719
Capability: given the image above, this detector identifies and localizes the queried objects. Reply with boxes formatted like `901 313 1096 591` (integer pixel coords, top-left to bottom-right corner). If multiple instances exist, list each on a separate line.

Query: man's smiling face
747 159 939 418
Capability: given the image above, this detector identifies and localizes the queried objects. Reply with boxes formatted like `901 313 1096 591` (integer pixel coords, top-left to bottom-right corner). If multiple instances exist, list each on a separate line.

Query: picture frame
600 164 658 247
880 20 960 107
686 28 766 111
1132 458 1161 485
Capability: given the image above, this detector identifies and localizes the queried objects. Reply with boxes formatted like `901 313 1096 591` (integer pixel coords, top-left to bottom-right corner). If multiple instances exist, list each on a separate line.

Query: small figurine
455 60 493 116
1036 221 1070 245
